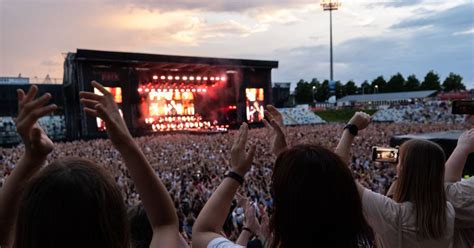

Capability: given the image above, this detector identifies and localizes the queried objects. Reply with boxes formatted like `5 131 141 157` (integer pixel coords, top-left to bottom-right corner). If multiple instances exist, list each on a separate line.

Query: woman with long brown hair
0 83 185 248
336 112 454 247
193 106 373 248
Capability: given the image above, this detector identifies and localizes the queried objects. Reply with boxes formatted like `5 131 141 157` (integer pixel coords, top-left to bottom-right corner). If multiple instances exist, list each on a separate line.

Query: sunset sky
0 0 473 88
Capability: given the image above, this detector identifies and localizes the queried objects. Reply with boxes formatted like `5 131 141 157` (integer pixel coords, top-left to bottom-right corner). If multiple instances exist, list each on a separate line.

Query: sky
0 0 473 89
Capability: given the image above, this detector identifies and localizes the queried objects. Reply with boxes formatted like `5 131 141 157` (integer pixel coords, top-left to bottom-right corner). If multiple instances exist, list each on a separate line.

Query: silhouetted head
394 139 447 239
128 204 153 248
14 158 129 248
270 145 370 248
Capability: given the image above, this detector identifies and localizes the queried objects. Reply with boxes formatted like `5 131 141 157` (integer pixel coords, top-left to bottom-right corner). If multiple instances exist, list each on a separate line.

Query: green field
315 109 378 123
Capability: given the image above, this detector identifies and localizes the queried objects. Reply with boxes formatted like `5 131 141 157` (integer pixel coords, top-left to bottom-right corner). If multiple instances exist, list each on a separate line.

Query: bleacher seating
278 107 326 125
372 102 464 124
0 115 66 144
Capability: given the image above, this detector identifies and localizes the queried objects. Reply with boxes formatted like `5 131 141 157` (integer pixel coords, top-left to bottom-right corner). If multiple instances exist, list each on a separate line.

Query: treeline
295 71 466 104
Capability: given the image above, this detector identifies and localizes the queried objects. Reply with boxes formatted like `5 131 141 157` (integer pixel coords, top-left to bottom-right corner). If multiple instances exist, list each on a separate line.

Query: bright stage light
183 76 188 80
145 88 150 92
203 77 208 80
190 76 195 80
175 76 180 80
160 76 166 80
138 88 143 92
220 76 226 81
152 75 158 80
167 76 173 80
210 77 215 81
196 76 202 80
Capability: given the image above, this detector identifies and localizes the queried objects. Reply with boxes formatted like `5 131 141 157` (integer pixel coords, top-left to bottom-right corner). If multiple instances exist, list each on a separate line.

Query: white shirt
207 237 244 248
363 188 455 248
445 178 474 248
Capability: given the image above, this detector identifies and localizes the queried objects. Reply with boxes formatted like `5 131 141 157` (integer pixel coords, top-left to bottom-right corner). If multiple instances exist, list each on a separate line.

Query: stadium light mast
320 0 341 83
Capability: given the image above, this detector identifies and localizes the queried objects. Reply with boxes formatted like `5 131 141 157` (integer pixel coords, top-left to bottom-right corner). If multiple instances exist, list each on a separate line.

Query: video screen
246 88 264 123
95 87 123 131
140 90 195 118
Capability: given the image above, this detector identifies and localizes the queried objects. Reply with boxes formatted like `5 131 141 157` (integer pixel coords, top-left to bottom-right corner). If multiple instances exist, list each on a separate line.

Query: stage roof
73 49 279 69
337 90 437 103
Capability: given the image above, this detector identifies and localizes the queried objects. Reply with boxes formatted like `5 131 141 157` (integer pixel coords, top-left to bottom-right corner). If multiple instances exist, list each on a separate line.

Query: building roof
337 90 437 103
73 49 279 69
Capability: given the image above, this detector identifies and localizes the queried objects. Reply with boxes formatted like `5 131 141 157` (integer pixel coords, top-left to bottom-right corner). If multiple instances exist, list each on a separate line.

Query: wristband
242 227 255 236
344 124 358 136
224 171 244 185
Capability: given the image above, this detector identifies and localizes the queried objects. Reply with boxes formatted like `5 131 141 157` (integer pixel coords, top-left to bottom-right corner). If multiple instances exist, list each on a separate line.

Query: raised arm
263 105 288 156
79 81 180 248
445 129 474 182
335 112 371 196
0 86 57 246
193 123 256 248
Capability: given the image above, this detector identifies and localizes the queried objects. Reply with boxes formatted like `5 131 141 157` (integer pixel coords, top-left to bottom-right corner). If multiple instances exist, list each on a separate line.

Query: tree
360 80 371 94
294 79 313 104
421 70 441 91
371 76 386 93
335 81 345 98
344 80 358 96
442 73 466 92
315 80 329 102
386 73 405 92
405 74 421 91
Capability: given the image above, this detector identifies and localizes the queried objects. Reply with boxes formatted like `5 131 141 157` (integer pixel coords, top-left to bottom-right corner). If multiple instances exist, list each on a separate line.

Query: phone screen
452 100 474 115
372 146 399 163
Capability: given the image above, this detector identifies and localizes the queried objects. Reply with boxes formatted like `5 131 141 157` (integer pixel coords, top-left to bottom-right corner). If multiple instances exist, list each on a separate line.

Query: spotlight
210 77 215 81
167 76 173 80
190 76 195 80
152 75 158 80
220 76 226 81
138 88 143 92
196 76 202 80
175 76 180 80
160 76 166 80
203 77 208 80
183 76 188 80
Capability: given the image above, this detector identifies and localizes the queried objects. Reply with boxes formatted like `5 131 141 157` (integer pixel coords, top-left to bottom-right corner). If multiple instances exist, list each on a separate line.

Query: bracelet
224 171 244 185
242 227 254 236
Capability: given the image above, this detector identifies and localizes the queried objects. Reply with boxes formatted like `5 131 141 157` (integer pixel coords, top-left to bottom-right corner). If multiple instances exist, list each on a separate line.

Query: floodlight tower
320 0 341 83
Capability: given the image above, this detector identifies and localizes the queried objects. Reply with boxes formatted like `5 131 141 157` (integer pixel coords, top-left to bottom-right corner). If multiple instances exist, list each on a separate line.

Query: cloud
266 0 474 88
391 3 474 30
112 0 314 13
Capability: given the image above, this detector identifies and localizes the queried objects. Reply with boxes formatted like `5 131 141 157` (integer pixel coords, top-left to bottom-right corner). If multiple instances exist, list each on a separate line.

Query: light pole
312 86 317 103
375 85 379 94
321 0 340 83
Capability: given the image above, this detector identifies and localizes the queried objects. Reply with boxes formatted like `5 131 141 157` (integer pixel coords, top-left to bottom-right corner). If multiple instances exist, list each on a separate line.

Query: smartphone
372 146 399 163
452 100 474 115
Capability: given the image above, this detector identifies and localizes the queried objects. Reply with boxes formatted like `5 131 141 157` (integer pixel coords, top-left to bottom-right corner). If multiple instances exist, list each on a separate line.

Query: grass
315 109 378 123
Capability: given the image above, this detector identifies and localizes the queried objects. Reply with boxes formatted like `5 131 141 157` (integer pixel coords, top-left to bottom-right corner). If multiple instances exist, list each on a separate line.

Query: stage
63 49 278 140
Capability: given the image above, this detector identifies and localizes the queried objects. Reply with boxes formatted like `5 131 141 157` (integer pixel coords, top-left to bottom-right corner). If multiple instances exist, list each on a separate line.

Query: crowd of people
0 84 473 248
372 101 463 124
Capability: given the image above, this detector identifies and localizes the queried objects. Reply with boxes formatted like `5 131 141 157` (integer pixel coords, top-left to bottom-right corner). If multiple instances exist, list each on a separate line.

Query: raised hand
15 85 57 159
263 105 287 156
348 111 372 131
230 123 256 177
457 129 474 153
258 211 270 242
79 81 132 149
244 203 260 235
